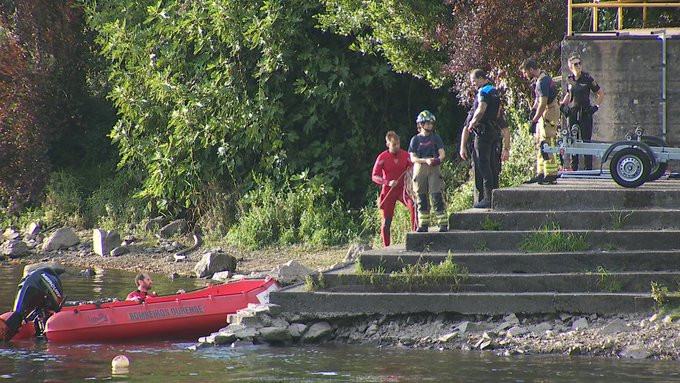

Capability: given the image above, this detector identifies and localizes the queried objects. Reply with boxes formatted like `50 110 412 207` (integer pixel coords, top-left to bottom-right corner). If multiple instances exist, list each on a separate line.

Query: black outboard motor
0 267 64 341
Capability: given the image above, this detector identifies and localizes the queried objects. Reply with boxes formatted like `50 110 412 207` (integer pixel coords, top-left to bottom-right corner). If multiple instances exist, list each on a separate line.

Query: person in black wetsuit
560 55 605 171
0 267 64 341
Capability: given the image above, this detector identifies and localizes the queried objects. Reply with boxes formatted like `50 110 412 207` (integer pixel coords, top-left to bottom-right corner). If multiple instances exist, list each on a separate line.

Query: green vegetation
4 1 673 252
304 272 327 292
650 281 680 320
651 281 671 306
519 223 589 253
594 266 623 293
391 253 468 288
480 217 502 231
353 253 468 291
609 211 632 230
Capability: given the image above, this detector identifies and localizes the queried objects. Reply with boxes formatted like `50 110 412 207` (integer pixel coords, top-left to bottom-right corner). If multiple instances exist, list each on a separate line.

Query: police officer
520 59 560 184
459 69 511 208
560 55 605 171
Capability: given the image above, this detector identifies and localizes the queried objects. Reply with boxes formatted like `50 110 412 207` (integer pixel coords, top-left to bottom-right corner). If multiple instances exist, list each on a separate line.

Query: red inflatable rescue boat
39 278 278 342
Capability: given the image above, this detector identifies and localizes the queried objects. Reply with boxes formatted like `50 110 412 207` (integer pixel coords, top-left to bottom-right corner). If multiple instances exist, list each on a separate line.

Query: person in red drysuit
126 273 158 302
371 131 417 247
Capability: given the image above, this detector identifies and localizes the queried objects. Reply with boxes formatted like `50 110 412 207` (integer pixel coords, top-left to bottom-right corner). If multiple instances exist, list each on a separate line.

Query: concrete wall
561 34 680 145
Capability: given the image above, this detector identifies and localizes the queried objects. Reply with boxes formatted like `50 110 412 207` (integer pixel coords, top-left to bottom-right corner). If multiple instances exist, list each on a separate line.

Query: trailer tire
610 147 650 188
648 162 668 182
641 135 667 182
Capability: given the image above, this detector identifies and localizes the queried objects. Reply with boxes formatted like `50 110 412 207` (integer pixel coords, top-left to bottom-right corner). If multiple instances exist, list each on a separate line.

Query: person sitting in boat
126 273 158 303
126 272 185 303
0 267 65 341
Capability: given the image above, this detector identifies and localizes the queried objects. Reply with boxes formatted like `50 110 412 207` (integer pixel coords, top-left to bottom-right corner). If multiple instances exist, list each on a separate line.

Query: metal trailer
542 125 679 188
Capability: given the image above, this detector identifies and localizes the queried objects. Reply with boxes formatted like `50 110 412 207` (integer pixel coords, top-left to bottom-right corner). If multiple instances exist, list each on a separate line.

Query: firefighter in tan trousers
520 59 560 184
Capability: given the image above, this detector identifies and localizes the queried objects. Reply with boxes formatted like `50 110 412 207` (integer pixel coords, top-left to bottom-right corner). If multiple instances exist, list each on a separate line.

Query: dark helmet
416 110 436 124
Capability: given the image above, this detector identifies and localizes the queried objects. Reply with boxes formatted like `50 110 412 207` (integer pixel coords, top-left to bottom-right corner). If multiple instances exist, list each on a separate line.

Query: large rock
93 229 121 256
258 327 292 344
301 321 333 343
24 221 42 239
159 219 188 238
194 251 237 278
287 323 307 340
344 243 372 262
267 260 314 285
1 240 29 258
144 216 169 232
42 227 79 251
601 318 632 335
23 262 66 277
3 227 20 240
110 246 130 257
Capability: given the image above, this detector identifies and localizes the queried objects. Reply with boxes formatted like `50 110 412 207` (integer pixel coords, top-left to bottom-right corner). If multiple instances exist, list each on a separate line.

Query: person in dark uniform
0 267 64 341
459 69 511 208
560 55 605 171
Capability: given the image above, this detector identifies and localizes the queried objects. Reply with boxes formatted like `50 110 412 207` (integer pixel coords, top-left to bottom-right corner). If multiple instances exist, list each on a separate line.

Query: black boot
473 188 493 209
524 174 544 184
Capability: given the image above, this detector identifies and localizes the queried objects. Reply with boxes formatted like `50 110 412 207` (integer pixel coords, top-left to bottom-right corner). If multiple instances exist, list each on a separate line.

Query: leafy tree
440 0 565 103
318 0 565 105
0 0 86 209
81 0 457 215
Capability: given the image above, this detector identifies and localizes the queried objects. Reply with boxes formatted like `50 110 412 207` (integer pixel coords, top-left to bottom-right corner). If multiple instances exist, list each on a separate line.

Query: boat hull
44 278 278 342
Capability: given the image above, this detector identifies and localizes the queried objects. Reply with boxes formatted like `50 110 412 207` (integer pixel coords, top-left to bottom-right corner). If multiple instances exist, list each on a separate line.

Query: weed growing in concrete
389 253 468 290
474 242 490 251
609 211 633 230
519 223 588 252
480 217 502 231
651 281 670 306
304 275 316 292
595 266 623 292
304 272 327 292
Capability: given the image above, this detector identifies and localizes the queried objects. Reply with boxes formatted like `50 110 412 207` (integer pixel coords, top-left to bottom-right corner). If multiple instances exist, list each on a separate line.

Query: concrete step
448 209 680 231
320 271 679 293
270 287 656 315
492 180 680 211
405 229 680 253
359 249 680 273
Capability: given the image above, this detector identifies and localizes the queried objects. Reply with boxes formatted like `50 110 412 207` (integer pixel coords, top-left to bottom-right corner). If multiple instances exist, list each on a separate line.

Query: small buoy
112 355 129 369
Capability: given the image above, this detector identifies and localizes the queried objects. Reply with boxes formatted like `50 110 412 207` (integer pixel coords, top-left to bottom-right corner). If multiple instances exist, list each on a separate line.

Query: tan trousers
536 100 560 177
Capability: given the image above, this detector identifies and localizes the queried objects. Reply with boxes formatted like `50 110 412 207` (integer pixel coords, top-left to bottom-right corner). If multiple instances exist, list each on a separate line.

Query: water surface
1 263 679 382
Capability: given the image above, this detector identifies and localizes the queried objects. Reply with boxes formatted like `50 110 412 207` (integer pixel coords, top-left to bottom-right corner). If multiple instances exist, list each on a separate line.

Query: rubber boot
473 188 492 209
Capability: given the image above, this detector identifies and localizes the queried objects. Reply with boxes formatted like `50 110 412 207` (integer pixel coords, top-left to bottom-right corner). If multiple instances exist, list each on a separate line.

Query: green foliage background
5 0 674 249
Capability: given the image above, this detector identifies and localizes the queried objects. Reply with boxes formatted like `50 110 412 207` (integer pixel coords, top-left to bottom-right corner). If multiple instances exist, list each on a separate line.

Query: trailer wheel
641 136 667 182
648 162 668 182
610 147 650 188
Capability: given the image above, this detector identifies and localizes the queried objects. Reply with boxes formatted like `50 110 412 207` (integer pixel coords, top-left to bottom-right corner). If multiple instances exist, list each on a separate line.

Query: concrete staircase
271 178 680 316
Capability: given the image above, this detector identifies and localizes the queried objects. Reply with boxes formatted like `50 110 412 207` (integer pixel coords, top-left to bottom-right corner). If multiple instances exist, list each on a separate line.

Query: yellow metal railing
567 0 680 34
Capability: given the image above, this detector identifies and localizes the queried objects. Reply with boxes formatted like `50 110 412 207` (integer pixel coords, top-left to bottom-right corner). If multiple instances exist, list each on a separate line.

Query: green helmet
416 110 436 124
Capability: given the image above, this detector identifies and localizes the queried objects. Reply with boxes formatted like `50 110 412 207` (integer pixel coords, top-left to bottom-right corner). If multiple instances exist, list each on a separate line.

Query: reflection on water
1 263 680 382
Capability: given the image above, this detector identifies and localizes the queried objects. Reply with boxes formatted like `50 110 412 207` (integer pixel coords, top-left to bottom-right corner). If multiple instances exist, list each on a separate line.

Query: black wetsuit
566 72 600 170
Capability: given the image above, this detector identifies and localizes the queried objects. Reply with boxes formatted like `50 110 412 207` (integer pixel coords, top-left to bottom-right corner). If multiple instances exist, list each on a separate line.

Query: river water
1 263 679 382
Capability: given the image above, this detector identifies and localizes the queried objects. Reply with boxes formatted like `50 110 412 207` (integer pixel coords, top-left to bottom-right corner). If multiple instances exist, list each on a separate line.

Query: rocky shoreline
197 304 680 361
1 224 347 278
4 225 678 361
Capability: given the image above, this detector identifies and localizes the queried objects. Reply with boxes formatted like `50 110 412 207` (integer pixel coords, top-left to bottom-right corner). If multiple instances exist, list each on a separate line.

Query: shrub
227 173 359 250
85 169 147 231
43 170 85 227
